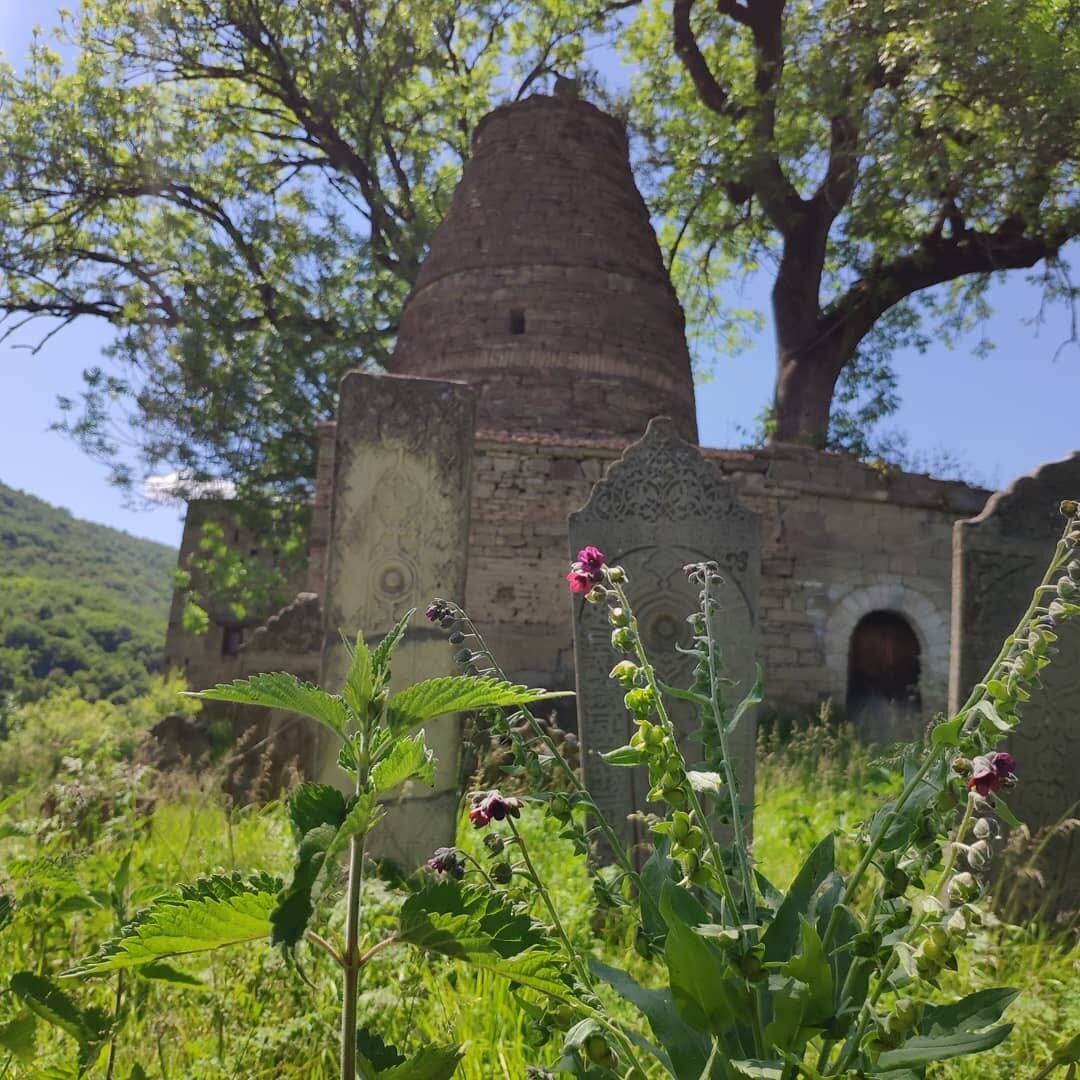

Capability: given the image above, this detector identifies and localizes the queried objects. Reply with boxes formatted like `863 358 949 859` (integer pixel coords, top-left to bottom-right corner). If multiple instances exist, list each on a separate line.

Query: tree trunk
771 345 846 446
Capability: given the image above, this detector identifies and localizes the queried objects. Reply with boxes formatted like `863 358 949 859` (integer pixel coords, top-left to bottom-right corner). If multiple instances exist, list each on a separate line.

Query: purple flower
567 546 606 595
425 846 465 879
425 600 452 622
468 790 521 828
576 546 605 576
967 751 1017 797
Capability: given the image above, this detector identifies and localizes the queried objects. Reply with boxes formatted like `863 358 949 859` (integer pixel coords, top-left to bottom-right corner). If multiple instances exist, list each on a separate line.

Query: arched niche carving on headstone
568 418 761 860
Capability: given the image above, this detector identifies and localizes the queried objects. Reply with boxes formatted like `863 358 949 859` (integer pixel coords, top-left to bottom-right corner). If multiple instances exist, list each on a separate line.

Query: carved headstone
569 418 761 860
320 371 475 871
950 454 1080 916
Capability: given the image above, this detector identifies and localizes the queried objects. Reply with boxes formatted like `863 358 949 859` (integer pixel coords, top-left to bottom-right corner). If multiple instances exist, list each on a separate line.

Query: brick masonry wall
392 95 697 444
463 435 989 735
166 433 989 743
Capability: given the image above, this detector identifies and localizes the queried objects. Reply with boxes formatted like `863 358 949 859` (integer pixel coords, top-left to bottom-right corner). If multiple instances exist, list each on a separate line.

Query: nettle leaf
387 677 572 734
372 732 436 794
342 630 375 715
10 972 109 1065
273 787 349 949
763 834 835 964
356 1026 407 1071
0 893 13 934
287 783 348 841
398 881 568 999
873 1025 1013 1070
137 962 204 988
189 672 348 736
65 873 280 975
371 609 415 680
0 1010 36 1064
328 792 385 857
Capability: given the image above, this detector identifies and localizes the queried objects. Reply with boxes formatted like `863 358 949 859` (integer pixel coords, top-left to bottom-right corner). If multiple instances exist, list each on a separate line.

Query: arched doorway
847 610 922 743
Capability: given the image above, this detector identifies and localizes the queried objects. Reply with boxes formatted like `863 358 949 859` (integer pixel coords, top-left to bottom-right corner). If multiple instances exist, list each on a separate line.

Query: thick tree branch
817 223 1070 360
672 0 737 117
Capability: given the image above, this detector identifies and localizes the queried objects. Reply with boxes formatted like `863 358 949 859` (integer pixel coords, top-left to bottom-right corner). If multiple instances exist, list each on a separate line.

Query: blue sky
0 4 1076 549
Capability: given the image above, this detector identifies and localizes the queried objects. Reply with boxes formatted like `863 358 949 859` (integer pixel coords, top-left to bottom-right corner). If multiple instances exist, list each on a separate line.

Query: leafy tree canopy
0 0 1076 495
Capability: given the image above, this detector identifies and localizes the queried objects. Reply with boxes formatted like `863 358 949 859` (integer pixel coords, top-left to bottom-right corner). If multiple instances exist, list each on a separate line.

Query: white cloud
142 472 237 503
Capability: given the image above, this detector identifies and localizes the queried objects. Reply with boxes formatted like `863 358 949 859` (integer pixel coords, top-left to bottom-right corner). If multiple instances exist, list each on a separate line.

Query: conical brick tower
392 94 698 443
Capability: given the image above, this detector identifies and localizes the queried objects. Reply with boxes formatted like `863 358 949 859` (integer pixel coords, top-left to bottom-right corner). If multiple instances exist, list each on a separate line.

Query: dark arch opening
846 610 922 740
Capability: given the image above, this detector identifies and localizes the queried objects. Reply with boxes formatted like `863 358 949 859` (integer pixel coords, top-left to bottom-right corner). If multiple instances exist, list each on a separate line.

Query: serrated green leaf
398 881 568 999
328 792 385 856
287 782 347 841
343 630 375 715
188 673 348 736
378 1044 465 1079
0 1010 36 1064
356 1026 407 1071
372 732 436 794
65 873 280 975
10 972 108 1052
874 1024 1013 1069
372 609 415 679
386 677 572 734
273 788 347 950
0 893 13 934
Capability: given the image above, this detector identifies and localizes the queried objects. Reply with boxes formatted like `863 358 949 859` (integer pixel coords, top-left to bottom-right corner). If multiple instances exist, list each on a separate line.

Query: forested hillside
0 482 175 704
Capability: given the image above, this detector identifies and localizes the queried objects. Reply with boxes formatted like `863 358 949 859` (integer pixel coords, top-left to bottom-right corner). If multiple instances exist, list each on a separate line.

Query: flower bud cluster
912 903 975 981
874 996 925 1050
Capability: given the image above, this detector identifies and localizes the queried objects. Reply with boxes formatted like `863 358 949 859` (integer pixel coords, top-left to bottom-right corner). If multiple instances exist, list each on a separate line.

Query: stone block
570 418 761 861
950 454 1080 915
320 371 476 872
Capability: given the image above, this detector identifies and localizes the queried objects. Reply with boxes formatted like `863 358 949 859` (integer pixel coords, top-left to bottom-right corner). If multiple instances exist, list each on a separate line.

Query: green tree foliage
0 0 588 502
0 482 174 705
0 0 1076 485
625 0 1080 446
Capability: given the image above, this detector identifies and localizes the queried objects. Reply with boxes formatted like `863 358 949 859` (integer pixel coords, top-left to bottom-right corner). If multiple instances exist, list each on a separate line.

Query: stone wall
163 499 312 692
461 434 988 740
167 431 989 747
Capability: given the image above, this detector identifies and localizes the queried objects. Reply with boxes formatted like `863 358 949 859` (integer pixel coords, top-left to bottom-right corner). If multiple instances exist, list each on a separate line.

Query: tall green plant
59 611 570 1079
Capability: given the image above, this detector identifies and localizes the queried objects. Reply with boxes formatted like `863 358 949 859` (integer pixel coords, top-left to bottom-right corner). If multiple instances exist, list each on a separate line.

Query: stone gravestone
950 454 1080 916
320 371 476 871
570 417 761 860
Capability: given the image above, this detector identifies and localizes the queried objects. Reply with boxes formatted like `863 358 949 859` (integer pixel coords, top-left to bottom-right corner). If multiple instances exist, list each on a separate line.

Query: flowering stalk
823 505 1077 953
426 599 640 887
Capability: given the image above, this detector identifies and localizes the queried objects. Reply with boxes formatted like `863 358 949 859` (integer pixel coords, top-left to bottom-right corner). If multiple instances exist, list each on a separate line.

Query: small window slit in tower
509 309 526 335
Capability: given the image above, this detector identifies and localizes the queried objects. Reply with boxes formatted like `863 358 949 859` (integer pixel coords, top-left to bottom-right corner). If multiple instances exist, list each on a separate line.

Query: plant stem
701 576 756 919
341 830 365 1080
610 581 742 922
452 606 639 883
823 534 1070 954
105 969 124 1080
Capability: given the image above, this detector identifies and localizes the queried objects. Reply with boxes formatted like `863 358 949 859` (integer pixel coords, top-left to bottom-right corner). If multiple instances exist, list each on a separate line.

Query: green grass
0 711 1076 1078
